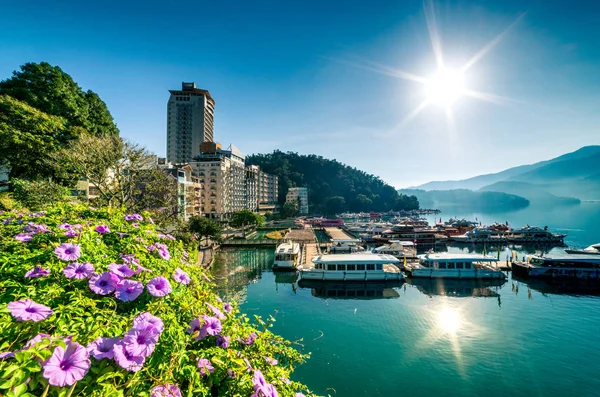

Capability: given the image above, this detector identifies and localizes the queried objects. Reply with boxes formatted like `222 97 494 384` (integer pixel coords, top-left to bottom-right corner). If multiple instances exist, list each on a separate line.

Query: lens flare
438 307 461 334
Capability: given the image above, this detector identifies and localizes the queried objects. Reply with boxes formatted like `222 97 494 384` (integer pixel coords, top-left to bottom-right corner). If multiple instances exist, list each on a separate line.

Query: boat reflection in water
274 271 299 285
512 274 600 297
298 280 403 300
407 277 506 298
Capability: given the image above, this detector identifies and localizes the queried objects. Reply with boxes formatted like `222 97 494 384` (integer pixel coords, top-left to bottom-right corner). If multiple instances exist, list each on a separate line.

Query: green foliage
0 95 78 180
10 179 70 210
0 62 119 136
323 196 345 216
229 210 264 229
0 204 312 396
0 193 23 212
188 216 223 245
246 151 419 213
279 201 299 219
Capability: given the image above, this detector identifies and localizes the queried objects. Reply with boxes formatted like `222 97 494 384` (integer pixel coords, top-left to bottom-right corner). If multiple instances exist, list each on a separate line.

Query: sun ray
460 12 526 74
445 106 457 137
463 89 523 106
423 0 444 69
326 56 428 84
395 99 431 130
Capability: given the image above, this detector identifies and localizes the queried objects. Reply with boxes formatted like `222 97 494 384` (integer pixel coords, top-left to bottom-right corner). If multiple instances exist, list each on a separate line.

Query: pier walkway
324 227 355 241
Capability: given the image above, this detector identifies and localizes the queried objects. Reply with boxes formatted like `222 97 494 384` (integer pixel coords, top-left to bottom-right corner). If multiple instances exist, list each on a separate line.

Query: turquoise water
211 204 600 396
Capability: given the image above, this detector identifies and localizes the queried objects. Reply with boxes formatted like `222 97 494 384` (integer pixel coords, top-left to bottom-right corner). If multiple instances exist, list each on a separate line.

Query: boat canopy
331 238 362 243
312 254 399 264
530 254 600 264
418 253 498 262
276 242 300 255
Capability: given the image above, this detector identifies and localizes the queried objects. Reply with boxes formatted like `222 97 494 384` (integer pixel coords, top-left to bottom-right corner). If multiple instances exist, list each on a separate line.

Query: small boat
565 243 600 255
273 241 301 270
372 241 417 260
512 254 600 279
507 226 566 244
329 239 365 254
405 253 506 279
450 227 506 244
300 254 404 281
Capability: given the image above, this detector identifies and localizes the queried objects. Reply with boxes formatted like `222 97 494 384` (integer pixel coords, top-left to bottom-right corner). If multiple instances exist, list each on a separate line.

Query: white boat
512 254 600 279
406 253 506 279
329 239 364 254
273 241 301 270
300 254 404 281
451 227 506 244
372 241 417 259
565 243 600 255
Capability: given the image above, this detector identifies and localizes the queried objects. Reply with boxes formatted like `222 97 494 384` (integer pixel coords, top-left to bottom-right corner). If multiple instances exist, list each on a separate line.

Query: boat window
456 262 464 269
447 262 455 269
337 264 346 271
347 264 356 271
327 264 336 271
367 264 375 271
357 264 366 271
464 262 471 269
438 262 447 269
376 264 382 271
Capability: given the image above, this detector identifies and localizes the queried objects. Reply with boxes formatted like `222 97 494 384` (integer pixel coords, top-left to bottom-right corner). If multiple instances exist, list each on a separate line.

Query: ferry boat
512 254 600 279
450 227 507 244
374 225 447 247
372 241 417 260
273 241 301 270
405 253 506 279
507 226 566 244
300 254 404 281
564 243 600 255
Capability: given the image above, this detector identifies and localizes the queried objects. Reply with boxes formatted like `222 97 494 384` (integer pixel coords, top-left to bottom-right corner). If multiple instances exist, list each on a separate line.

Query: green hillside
398 189 530 213
478 181 580 206
247 151 419 214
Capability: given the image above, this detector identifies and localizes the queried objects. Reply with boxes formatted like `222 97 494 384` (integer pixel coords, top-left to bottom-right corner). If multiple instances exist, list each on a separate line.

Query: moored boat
564 243 600 255
450 227 507 244
300 254 404 281
512 254 600 279
273 241 301 270
372 241 417 260
405 253 506 279
507 226 566 244
329 239 365 254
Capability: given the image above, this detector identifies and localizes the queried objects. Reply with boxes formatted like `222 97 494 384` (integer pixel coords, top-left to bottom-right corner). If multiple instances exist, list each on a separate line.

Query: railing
221 239 283 246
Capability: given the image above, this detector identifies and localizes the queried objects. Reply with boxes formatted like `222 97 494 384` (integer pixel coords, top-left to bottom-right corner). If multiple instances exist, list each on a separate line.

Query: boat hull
273 260 297 271
512 261 600 279
564 249 600 255
300 270 404 281
407 268 505 279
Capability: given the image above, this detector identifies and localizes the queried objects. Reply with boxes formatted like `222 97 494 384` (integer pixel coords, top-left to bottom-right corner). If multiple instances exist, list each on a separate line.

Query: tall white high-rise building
166 82 215 164
286 187 309 214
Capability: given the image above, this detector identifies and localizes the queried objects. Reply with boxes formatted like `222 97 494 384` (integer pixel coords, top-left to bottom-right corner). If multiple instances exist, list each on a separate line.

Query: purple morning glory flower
42 341 90 387
264 357 278 366
95 225 110 234
54 243 81 261
115 279 144 302
295 393 306 397
0 352 14 360
133 312 164 333
197 358 214 376
25 266 50 278
151 384 182 397
124 214 143 221
108 263 135 278
120 254 139 265
206 303 225 320
58 223 72 230
173 268 190 285
252 370 269 394
113 342 145 372
223 303 233 313
134 264 151 275
64 229 79 237
187 317 204 340
89 272 119 295
201 315 222 337
241 332 257 346
8 299 53 322
216 335 230 349
86 337 121 360
63 262 94 279
227 369 236 379
147 277 172 297
25 333 51 349
123 325 159 357
14 233 32 242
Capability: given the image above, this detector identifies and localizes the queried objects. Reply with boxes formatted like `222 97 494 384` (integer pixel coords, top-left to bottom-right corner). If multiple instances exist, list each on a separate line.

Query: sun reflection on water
438 307 461 334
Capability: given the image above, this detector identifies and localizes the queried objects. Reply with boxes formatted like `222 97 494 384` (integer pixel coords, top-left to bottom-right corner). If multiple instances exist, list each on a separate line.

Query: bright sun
426 68 465 106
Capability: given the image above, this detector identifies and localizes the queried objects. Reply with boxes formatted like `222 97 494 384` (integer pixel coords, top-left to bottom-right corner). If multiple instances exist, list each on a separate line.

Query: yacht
372 241 417 260
508 226 566 244
405 253 506 279
450 227 506 244
512 254 600 279
300 254 404 281
329 239 365 254
273 241 301 270
565 243 600 255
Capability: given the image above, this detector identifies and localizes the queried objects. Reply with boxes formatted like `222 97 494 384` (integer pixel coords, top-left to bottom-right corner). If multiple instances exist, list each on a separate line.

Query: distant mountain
415 146 600 193
412 146 600 204
398 189 530 213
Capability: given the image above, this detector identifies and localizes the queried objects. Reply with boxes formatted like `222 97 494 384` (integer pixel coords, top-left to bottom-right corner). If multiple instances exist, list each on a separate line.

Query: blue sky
1 0 599 187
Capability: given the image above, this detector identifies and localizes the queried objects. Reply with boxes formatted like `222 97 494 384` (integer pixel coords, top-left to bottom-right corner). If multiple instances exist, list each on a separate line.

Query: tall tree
0 62 119 135
230 210 265 229
0 95 78 179
188 216 223 245
323 196 345 216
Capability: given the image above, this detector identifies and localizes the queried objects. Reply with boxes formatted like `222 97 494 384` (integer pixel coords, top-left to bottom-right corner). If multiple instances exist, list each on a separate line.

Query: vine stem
65 382 77 397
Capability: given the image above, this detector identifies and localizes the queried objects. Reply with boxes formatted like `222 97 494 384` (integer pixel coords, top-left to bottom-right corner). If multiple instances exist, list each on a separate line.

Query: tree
323 196 345 216
230 210 265 229
10 179 70 210
0 95 78 179
352 193 373 212
280 200 299 219
188 216 223 246
0 62 119 135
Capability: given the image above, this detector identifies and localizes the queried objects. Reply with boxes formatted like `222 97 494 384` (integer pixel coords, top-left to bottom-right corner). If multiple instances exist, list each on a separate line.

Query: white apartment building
166 82 215 164
286 187 309 214
245 165 259 212
257 170 279 213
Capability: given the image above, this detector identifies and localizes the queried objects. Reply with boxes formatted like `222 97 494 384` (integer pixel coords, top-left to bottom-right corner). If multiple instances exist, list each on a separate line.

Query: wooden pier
221 239 281 247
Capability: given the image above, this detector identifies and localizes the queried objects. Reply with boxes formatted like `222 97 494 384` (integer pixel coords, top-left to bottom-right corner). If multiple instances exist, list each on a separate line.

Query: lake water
211 203 600 396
